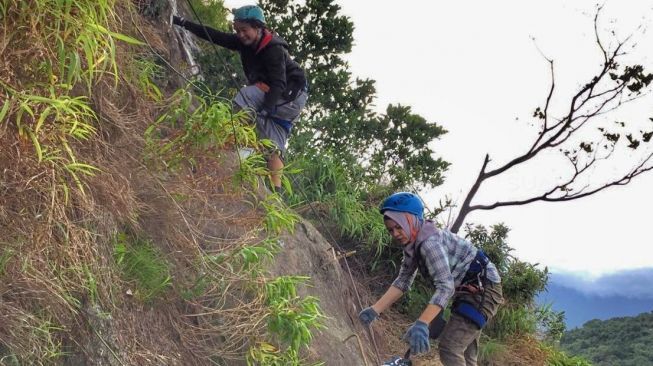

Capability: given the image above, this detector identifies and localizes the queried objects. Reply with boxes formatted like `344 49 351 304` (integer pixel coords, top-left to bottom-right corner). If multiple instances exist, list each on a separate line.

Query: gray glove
358 306 379 326
403 320 430 354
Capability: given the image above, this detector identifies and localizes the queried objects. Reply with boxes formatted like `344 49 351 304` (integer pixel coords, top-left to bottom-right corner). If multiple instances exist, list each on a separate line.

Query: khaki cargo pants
438 281 504 366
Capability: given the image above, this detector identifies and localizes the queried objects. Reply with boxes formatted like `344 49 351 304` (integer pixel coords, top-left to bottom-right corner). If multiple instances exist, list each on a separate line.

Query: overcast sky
222 1 653 277
334 0 653 276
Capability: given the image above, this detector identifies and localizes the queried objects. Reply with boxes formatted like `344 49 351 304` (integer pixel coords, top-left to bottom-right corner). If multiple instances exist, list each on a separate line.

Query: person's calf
267 153 284 188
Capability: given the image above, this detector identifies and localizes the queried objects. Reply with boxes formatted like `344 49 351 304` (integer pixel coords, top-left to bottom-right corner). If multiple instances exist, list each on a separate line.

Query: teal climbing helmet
233 5 266 24
379 192 424 220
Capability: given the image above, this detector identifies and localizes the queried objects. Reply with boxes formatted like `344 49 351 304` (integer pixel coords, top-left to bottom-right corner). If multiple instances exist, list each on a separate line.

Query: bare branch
450 155 490 233
450 9 653 231
529 59 556 153
594 4 608 64
469 152 653 211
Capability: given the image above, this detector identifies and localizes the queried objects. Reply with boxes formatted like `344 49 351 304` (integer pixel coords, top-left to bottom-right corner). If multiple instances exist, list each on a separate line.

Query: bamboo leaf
0 99 11 123
65 162 100 176
108 31 145 45
27 129 43 162
87 22 145 45
35 106 52 133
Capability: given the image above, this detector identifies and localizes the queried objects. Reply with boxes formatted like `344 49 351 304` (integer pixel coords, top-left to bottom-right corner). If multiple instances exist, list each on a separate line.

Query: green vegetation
131 56 165 101
113 233 173 302
561 311 653 366
186 1 586 363
0 0 143 200
264 276 324 349
0 247 14 277
144 88 255 169
146 86 325 364
254 275 325 363
1 0 149 363
2 0 325 364
544 345 593 366
3 0 643 364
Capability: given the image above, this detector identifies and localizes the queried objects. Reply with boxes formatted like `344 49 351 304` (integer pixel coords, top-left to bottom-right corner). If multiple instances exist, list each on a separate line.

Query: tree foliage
561 311 653 365
259 0 448 190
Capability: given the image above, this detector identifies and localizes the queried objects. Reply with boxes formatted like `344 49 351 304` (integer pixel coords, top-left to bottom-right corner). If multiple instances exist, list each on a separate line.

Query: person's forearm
180 20 239 49
417 304 442 324
372 286 404 314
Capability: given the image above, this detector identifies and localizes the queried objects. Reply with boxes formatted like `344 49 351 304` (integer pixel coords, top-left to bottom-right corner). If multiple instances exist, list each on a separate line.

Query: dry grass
482 335 549 366
0 1 286 364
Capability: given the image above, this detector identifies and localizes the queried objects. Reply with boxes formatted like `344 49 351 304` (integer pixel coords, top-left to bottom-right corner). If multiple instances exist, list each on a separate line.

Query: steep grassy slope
0 1 381 365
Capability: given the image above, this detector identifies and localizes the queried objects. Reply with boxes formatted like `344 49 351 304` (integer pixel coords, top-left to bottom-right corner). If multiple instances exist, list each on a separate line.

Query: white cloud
551 268 653 299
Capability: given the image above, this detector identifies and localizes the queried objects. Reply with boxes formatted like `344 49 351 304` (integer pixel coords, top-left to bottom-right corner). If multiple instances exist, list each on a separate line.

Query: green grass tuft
113 233 172 302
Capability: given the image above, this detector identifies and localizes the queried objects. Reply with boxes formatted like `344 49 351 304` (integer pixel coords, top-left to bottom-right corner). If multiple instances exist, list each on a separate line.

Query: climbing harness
452 249 490 329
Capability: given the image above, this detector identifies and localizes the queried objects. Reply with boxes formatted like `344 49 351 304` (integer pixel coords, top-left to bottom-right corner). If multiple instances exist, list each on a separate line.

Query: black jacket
179 20 307 111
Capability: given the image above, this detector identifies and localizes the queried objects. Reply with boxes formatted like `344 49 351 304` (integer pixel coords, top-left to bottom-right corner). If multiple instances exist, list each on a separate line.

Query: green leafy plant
131 56 164 101
487 305 538 340
0 0 144 200
264 276 325 351
144 88 255 169
113 233 172 302
288 151 390 257
0 247 14 277
536 303 567 343
260 194 300 236
233 150 271 190
478 336 507 362
544 344 593 366
236 238 282 273
247 341 324 366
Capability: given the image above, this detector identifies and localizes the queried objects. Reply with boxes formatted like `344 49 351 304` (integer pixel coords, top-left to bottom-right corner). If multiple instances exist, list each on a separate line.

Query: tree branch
450 154 490 233
448 8 653 230
469 152 653 211
529 59 556 153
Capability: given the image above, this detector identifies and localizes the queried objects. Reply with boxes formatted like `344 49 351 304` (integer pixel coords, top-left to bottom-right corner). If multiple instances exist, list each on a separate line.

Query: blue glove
403 320 430 355
358 306 379 326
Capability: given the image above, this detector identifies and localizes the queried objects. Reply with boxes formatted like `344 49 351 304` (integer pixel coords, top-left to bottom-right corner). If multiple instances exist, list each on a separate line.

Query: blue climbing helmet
232 5 266 24
379 192 424 220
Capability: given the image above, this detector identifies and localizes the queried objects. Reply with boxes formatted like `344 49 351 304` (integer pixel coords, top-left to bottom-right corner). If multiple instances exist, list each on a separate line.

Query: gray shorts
233 85 308 156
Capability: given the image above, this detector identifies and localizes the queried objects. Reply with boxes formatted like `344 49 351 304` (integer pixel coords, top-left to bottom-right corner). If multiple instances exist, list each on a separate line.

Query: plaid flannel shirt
391 229 501 308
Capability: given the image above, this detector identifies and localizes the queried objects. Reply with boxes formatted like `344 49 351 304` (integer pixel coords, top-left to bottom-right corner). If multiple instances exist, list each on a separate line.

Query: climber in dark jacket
172 5 308 193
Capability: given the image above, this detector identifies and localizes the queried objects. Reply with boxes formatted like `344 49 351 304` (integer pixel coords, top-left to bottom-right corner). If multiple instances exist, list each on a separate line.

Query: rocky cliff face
271 220 376 365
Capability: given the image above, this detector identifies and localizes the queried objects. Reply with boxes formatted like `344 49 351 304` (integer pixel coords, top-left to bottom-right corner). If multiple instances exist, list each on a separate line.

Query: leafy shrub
264 276 325 352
